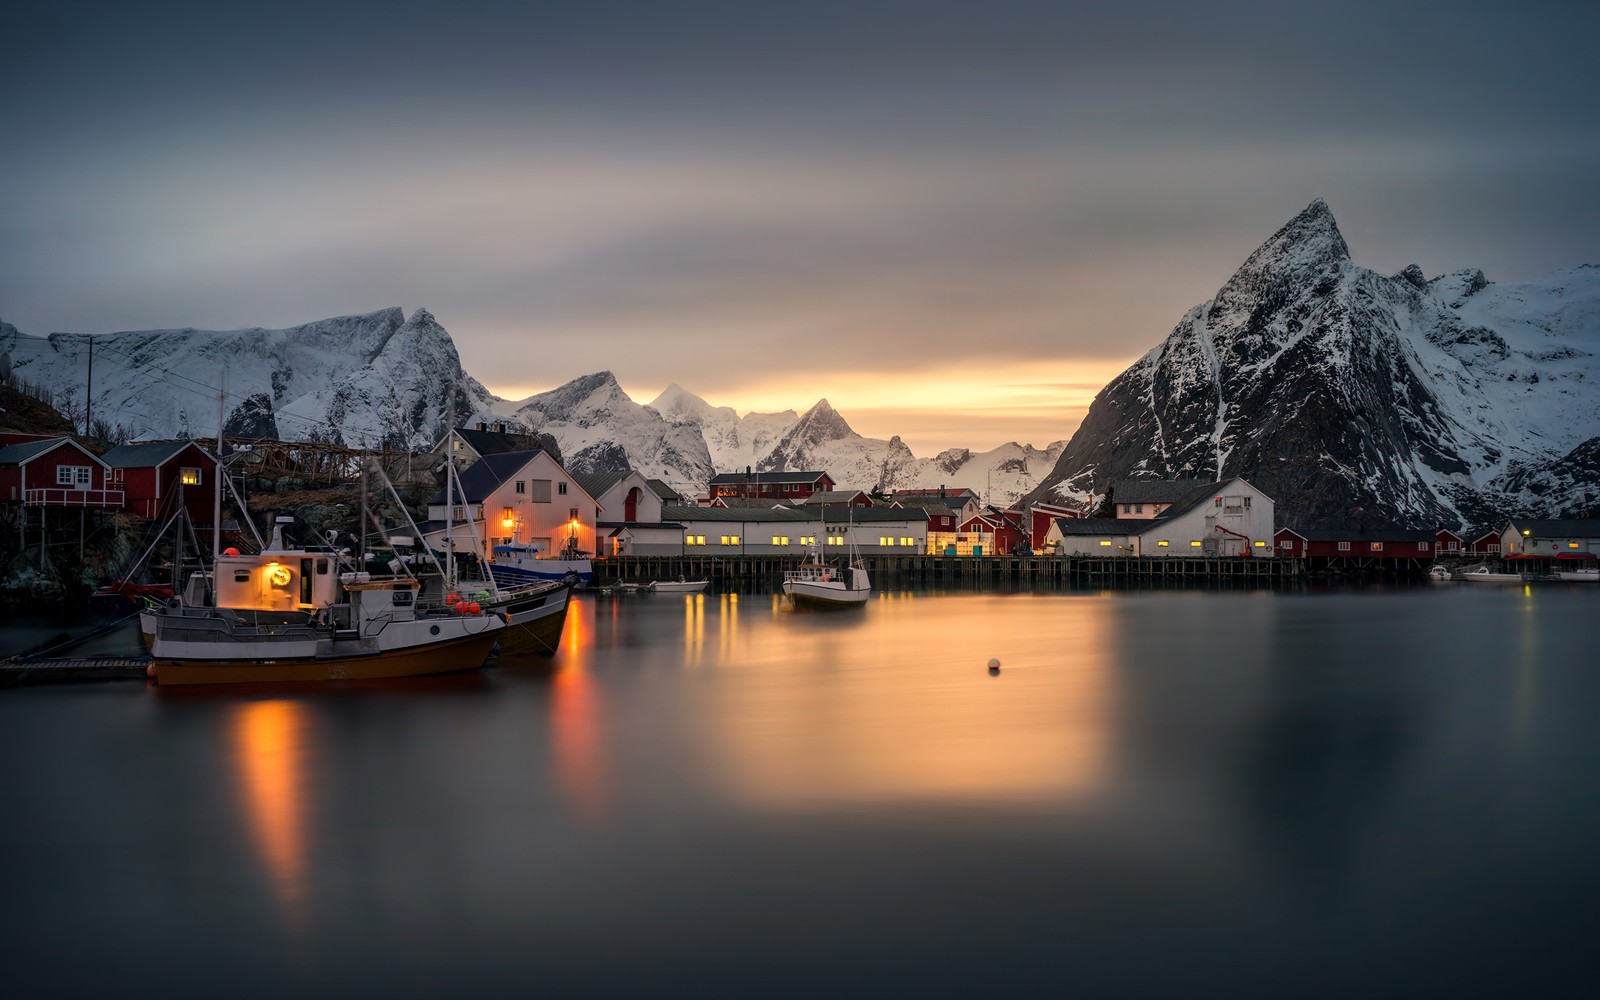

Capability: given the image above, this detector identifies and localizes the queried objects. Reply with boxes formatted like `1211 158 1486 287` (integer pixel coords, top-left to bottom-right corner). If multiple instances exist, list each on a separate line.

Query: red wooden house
1273 527 1462 559
1029 500 1085 551
958 508 1028 555
0 437 122 509
708 469 835 502
101 441 217 521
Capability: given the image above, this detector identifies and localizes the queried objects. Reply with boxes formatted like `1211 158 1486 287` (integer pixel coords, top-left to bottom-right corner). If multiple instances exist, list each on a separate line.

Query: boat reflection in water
232 700 309 932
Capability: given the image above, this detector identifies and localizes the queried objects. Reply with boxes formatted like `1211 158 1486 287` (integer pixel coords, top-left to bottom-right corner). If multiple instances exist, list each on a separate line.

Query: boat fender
502 612 512 624
445 593 461 606
465 602 481 614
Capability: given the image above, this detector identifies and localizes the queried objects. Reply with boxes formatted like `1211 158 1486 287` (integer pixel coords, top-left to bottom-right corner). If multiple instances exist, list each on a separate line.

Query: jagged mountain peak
1210 199 1351 325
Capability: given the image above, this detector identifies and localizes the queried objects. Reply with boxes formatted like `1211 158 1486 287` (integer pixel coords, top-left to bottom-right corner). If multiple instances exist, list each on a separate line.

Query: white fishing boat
782 538 870 609
1460 565 1527 584
489 543 594 588
644 577 709 594
1427 563 1456 582
1555 566 1599 582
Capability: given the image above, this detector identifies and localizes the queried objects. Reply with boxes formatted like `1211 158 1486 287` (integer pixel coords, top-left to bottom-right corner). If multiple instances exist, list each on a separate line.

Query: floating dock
1 656 152 684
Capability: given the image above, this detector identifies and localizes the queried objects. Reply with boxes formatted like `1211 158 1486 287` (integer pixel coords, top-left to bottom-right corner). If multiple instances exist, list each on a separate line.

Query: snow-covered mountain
1025 200 1600 529
0 307 497 450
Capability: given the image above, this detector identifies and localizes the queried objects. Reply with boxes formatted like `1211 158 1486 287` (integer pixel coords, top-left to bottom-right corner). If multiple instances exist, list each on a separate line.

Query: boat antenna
213 369 226 561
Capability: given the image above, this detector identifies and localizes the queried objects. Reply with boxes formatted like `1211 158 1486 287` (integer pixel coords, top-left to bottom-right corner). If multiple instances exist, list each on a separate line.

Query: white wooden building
1044 478 1276 556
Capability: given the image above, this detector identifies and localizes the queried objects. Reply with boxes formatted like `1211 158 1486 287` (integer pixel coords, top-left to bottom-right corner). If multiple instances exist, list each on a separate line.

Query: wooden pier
598 554 1303 591
1 656 151 684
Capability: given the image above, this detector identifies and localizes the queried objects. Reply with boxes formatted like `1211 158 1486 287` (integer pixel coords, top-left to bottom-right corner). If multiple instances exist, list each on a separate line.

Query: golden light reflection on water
701 593 1116 810
551 598 607 822
232 700 308 929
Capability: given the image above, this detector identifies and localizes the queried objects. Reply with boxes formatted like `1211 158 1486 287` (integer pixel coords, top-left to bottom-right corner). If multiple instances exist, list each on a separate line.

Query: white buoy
987 657 1001 673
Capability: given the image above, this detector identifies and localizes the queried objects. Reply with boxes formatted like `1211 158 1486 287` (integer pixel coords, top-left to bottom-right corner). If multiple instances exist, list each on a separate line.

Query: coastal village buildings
708 470 835 503
101 440 216 521
0 436 120 510
575 470 686 557
419 448 600 565
1043 478 1277 556
1499 519 1600 557
1273 527 1463 561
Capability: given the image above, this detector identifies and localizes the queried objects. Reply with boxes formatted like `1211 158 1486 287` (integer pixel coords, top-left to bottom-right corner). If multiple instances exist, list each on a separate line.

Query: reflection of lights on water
233 700 308 930
708 596 1116 809
551 664 608 823
684 594 705 665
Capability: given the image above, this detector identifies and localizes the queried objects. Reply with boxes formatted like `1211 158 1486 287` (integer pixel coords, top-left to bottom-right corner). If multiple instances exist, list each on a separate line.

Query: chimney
939 484 946 499
476 421 486 431
494 422 505 434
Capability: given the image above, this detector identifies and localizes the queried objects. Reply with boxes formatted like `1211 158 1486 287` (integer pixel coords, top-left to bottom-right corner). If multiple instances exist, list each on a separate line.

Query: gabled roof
100 440 211 469
572 470 629 502
455 426 541 457
895 501 957 518
0 437 102 467
893 487 979 501
1150 478 1263 523
710 497 798 509
709 470 831 485
429 448 547 505
1113 479 1208 505
1504 518 1600 539
646 479 683 503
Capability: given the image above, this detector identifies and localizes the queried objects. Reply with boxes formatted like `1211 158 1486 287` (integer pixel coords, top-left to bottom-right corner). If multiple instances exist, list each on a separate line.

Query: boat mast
213 371 225 561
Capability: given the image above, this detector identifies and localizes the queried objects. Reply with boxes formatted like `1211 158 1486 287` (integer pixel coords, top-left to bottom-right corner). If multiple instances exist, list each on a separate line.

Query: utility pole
84 335 94 437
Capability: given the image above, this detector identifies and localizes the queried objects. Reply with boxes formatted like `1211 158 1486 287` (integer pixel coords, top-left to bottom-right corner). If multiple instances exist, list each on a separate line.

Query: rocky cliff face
1025 201 1600 529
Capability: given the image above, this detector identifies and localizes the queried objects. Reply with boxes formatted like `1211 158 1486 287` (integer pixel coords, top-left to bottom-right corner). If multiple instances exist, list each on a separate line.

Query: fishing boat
1460 565 1527 584
1555 566 1599 583
1427 564 1456 582
644 577 709 594
488 543 593 588
782 538 870 609
149 570 507 685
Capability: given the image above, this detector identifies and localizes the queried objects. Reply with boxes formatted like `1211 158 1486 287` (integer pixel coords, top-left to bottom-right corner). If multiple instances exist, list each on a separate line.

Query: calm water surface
2 587 1597 997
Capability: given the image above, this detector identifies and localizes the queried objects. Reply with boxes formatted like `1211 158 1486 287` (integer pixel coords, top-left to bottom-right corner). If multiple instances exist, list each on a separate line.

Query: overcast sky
4 0 1597 455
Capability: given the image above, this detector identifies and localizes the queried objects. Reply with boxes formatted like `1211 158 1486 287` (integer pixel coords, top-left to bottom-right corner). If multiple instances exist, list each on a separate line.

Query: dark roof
1505 518 1600 539
712 497 799 509
663 504 815 523
893 487 978 500
0 437 99 466
817 506 927 524
572 470 628 502
1282 528 1442 543
599 521 686 530
100 440 210 468
895 501 957 518
456 426 540 457
1051 517 1138 536
709 470 830 485
645 479 683 503
428 448 545 505
803 490 868 505
1112 479 1208 505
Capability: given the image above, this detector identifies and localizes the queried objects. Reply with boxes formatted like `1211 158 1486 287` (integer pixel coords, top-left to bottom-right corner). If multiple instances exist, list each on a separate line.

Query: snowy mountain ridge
0 312 1062 504
1026 200 1600 528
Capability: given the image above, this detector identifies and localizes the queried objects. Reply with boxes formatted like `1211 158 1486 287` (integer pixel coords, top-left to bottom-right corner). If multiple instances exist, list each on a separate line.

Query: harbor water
1 586 1597 996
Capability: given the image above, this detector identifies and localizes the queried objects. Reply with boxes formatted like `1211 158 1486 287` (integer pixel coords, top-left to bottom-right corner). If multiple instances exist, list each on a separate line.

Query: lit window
1157 540 1169 547
1253 541 1266 547
1570 542 1580 549
800 536 815 545
686 535 706 546
1190 541 1203 547
1370 542 1384 552
771 536 790 546
179 467 201 485
1099 540 1112 547
828 536 843 546
569 508 579 522
720 535 731 545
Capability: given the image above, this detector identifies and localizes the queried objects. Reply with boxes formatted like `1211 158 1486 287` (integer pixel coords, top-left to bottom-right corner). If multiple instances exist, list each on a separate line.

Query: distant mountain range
0 311 1062 504
7 198 1597 524
1023 200 1600 529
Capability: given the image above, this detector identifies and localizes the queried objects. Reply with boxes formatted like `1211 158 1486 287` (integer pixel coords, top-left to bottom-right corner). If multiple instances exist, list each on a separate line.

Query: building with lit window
100 440 217 520
1499 519 1600 557
707 469 835 503
1044 478 1275 556
419 449 598 566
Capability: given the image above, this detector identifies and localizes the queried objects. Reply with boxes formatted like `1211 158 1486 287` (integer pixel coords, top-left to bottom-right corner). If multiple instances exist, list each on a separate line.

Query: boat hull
783 582 870 609
648 580 709 594
152 628 503 685
493 587 572 655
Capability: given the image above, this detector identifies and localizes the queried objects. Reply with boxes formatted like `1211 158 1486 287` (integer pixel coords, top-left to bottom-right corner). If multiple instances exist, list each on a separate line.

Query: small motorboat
645 577 709 594
1460 565 1526 584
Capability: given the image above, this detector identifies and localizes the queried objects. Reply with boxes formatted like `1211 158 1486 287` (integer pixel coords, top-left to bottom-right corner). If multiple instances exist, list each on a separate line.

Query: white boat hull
647 580 709 594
